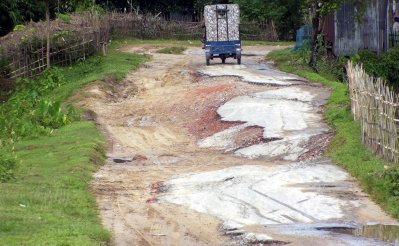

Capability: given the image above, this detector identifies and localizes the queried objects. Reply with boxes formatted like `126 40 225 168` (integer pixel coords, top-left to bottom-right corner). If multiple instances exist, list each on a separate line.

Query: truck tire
237 52 242 65
206 52 211 66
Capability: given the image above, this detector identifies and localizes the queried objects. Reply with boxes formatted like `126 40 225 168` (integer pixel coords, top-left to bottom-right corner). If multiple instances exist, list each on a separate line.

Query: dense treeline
1 0 301 39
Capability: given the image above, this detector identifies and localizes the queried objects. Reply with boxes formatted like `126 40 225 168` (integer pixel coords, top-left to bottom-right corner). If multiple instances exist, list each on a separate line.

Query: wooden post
101 42 107 56
396 0 399 16
46 0 51 69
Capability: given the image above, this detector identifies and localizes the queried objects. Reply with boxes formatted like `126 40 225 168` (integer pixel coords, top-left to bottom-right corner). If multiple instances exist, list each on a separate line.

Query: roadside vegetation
156 46 187 54
267 48 399 218
0 42 147 244
353 48 399 88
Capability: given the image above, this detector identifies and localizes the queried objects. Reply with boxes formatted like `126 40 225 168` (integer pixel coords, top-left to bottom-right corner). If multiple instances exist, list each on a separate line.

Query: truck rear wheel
237 53 241 64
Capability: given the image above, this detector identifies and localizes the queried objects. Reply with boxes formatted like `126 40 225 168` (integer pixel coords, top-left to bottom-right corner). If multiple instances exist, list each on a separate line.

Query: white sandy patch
198 87 328 160
199 65 295 85
197 123 250 150
235 136 308 161
161 164 359 229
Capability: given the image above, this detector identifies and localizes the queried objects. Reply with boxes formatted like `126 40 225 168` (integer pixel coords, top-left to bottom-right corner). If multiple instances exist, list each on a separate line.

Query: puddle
319 224 399 244
263 223 398 245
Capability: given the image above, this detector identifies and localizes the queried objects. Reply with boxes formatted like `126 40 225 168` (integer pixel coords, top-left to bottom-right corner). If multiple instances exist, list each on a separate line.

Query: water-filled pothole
318 224 399 244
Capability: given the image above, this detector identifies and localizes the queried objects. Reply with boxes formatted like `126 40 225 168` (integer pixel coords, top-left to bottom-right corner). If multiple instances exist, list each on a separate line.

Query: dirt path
79 45 397 246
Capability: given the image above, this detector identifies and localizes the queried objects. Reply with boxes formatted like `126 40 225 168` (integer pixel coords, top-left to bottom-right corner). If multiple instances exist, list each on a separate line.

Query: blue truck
203 4 242 65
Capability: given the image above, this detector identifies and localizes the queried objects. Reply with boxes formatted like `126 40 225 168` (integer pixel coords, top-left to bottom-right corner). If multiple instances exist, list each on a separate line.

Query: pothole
317 224 399 244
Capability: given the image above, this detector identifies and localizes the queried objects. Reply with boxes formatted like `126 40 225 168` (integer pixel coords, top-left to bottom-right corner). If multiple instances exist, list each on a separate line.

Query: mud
76 44 398 245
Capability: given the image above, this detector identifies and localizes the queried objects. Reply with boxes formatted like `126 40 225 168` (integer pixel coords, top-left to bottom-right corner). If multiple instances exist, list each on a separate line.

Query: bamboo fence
0 12 277 80
108 12 277 41
0 12 110 79
347 61 399 163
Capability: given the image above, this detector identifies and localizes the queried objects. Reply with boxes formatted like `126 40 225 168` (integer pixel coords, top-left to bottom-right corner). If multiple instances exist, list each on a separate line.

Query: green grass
51 47 148 102
156 46 186 54
0 42 148 245
0 122 108 245
267 48 399 218
110 37 202 48
242 40 294 46
109 37 293 49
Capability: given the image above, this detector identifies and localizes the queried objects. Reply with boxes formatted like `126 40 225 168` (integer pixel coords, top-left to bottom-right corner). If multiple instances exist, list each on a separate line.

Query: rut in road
77 45 397 246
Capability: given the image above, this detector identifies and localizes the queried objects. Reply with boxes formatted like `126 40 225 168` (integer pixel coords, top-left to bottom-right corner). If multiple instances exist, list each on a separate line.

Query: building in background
323 0 397 55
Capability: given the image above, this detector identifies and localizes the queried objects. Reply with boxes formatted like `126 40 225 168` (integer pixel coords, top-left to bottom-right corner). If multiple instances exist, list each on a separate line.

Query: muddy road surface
78 45 398 245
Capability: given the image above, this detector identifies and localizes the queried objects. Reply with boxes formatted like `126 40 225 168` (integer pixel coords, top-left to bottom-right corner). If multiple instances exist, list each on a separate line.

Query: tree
304 0 367 70
231 0 302 40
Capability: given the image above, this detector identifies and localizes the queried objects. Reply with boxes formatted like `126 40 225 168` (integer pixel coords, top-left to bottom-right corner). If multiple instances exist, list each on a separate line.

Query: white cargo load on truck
204 4 240 42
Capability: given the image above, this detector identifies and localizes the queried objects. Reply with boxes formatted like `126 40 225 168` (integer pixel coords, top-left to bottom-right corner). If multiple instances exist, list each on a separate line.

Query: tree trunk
309 8 320 71
46 0 50 69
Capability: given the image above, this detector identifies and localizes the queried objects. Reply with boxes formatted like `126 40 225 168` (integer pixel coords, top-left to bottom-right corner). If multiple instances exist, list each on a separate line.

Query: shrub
0 67 79 141
353 49 380 77
355 47 399 87
380 47 399 86
56 13 72 23
13 24 25 31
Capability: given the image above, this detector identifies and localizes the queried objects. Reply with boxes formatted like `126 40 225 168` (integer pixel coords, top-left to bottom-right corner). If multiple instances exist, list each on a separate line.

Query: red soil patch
232 126 265 150
193 83 234 98
184 83 242 138
188 106 242 139
299 132 333 161
146 181 164 204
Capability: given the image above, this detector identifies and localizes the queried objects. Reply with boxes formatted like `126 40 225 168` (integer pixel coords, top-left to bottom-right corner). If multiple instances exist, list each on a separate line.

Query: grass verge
0 122 108 245
0 43 148 245
109 37 293 49
267 48 399 218
156 46 186 54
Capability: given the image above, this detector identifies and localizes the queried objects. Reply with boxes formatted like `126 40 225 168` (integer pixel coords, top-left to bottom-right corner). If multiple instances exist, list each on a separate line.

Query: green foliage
56 13 71 22
0 67 79 141
382 168 399 198
0 56 9 73
354 47 399 87
233 0 302 40
292 40 311 64
156 46 186 54
267 48 399 218
291 39 347 81
0 39 147 244
52 29 72 41
12 24 25 31
352 49 380 76
380 47 399 85
0 122 110 245
75 2 105 15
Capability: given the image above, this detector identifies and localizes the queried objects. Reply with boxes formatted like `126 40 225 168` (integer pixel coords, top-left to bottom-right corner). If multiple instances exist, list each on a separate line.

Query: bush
353 49 380 76
0 67 79 141
292 40 347 82
355 47 399 87
56 13 72 23
13 24 25 31
380 47 399 86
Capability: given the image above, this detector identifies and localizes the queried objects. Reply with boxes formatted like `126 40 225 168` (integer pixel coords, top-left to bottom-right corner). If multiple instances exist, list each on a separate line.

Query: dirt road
79 45 397 245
